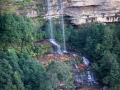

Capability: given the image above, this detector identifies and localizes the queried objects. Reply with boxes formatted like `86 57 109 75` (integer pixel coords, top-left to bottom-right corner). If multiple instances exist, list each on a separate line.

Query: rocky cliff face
48 0 120 24
0 0 46 27
0 0 46 18
1 0 119 25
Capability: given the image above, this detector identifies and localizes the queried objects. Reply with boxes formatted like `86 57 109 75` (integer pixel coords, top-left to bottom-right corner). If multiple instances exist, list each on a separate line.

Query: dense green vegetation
42 21 120 89
0 1 120 88
46 61 75 89
0 14 52 57
68 23 120 89
0 0 32 14
0 51 74 90
42 21 74 48
0 13 75 90
0 0 46 28
0 14 35 51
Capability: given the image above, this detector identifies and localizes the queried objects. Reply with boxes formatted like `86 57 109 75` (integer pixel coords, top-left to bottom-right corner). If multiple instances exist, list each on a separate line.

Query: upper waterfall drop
47 0 62 54
58 0 67 53
47 0 54 40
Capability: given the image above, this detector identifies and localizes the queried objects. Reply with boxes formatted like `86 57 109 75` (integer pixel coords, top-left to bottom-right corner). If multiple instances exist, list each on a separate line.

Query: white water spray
82 57 89 66
59 0 67 53
47 0 62 54
49 39 62 54
69 57 98 86
47 0 54 39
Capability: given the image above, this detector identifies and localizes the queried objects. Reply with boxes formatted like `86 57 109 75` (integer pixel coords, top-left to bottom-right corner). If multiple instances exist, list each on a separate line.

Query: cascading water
69 56 98 87
47 0 62 54
49 39 62 54
70 59 80 86
87 71 93 86
82 56 90 66
47 0 54 39
58 0 67 53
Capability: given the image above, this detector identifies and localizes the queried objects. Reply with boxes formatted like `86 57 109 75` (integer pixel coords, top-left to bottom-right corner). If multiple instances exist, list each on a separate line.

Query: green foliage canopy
46 61 75 90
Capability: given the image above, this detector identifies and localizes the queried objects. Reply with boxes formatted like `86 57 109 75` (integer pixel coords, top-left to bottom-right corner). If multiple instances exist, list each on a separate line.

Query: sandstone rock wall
48 0 120 24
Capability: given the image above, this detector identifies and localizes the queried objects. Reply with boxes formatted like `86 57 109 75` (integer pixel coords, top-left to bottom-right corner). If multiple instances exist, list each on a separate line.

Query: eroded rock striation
48 0 120 24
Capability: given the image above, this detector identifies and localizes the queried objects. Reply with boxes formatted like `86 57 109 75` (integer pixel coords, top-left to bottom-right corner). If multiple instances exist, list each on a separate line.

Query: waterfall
47 0 62 54
59 0 67 53
75 74 80 86
47 0 54 39
82 57 89 66
69 58 98 87
49 39 62 54
87 71 93 86
91 71 99 84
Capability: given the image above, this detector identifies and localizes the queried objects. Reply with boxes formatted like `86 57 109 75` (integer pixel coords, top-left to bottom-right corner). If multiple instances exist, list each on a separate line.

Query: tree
0 51 24 90
0 51 54 90
63 22 120 89
109 59 120 90
0 58 15 90
93 53 120 89
7 50 24 90
18 52 46 90
46 61 75 90
0 14 36 54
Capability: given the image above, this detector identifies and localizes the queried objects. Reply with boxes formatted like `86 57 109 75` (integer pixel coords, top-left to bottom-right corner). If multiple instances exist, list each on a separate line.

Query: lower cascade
82 56 90 67
70 57 98 87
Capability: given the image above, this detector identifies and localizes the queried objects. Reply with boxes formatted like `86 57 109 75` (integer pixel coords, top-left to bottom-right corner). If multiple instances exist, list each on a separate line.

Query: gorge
0 0 120 90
